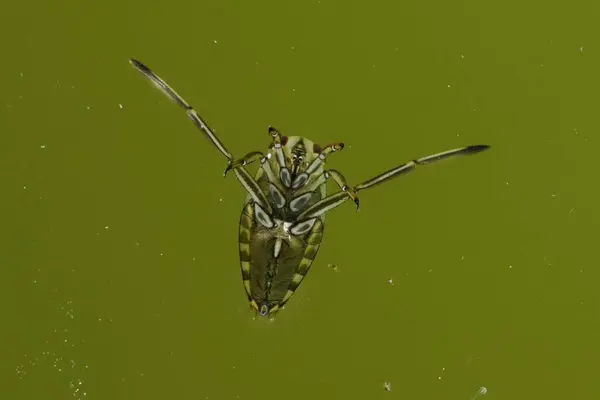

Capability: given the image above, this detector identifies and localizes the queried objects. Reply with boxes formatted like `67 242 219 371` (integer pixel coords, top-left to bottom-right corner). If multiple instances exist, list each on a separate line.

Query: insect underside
130 58 490 318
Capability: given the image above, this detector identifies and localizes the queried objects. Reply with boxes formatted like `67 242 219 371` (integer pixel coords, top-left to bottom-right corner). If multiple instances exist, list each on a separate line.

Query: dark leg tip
223 163 232 177
129 59 149 73
466 145 490 153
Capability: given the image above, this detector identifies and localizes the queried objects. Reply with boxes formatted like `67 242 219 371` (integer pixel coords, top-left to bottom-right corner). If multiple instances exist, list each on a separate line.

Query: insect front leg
298 144 490 220
223 151 265 176
291 142 345 190
268 126 293 187
130 59 273 213
296 169 355 220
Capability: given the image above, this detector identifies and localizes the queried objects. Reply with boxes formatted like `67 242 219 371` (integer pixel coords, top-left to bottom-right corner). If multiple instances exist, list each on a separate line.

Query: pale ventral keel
130 58 490 318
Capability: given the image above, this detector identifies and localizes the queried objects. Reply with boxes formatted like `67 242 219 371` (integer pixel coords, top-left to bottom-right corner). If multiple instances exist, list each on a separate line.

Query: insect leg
305 142 345 175
354 145 489 192
292 142 345 190
223 151 264 176
130 59 232 160
267 126 293 188
130 59 273 213
298 144 490 220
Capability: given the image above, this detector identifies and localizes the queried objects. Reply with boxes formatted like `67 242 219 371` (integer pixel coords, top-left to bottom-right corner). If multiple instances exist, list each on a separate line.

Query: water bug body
130 59 490 318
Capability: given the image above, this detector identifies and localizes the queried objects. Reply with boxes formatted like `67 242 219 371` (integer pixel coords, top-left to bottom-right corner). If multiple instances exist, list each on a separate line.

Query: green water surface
1 0 598 399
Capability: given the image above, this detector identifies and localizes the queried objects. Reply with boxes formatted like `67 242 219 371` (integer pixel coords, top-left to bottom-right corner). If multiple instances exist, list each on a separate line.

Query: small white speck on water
118 104 123 109
506 182 509 186
438 367 446 379
383 382 391 392
193 257 196 261
541 64 544 67
472 386 488 400
509 265 513 269
291 46 295 50
20 72 23 77
551 192 557 198
86 106 90 110
387 278 394 286
104 226 109 230
428 269 433 272
23 185 27 189
214 40 218 44
461 54 465 59
447 84 451 88
160 253 163 256
40 145 46 149
580 47 583 52
219 198 223 202
292 88 296 92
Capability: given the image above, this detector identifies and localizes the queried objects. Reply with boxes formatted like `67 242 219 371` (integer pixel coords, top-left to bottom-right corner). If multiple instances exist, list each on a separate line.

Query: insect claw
223 162 232 177
343 186 360 211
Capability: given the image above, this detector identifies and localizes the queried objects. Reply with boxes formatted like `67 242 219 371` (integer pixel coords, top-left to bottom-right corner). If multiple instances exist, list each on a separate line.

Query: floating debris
472 386 487 400
383 382 391 392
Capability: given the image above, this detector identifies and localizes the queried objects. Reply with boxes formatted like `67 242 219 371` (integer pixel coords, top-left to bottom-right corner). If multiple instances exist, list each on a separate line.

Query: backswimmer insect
130 59 490 318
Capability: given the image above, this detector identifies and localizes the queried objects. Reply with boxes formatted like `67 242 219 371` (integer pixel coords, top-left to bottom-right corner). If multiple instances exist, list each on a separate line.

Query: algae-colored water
2 1 599 399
